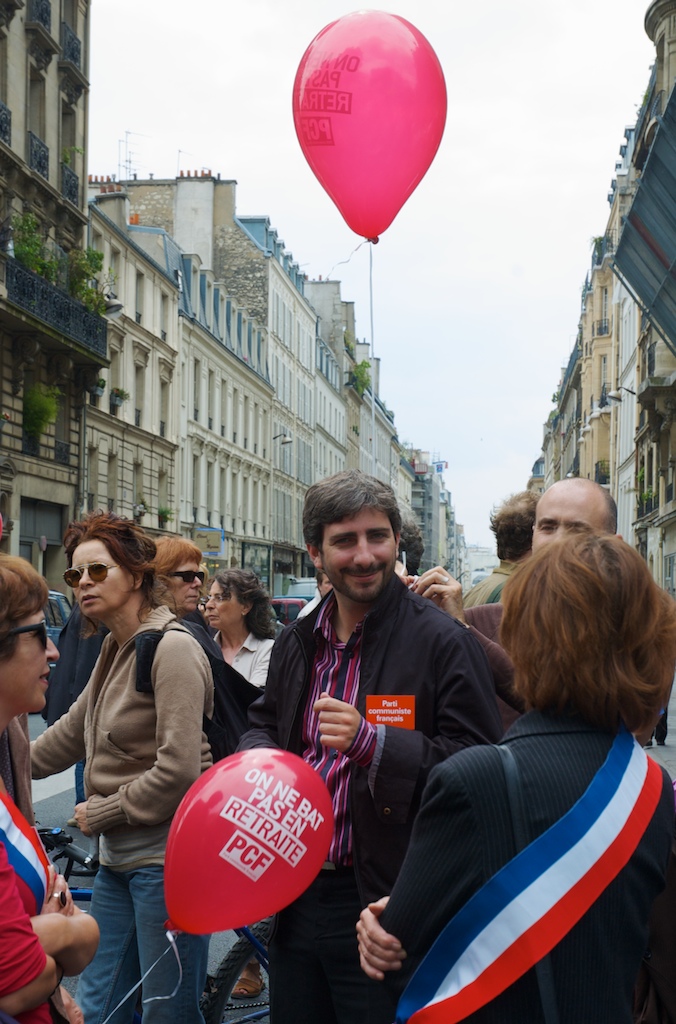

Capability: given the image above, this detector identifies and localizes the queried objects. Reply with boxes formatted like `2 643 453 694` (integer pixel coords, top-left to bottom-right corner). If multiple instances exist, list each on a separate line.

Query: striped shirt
301 593 378 865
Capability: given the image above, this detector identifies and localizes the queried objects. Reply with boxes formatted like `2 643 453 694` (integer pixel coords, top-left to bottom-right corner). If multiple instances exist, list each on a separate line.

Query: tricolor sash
0 791 50 913
397 727 663 1024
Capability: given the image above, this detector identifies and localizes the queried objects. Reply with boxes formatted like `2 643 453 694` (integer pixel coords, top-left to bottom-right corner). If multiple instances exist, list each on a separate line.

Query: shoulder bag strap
497 744 561 1024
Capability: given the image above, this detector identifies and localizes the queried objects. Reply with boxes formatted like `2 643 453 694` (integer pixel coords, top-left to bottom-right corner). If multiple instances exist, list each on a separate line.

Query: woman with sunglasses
31 512 214 1024
0 555 99 1024
205 569 276 691
152 536 208 633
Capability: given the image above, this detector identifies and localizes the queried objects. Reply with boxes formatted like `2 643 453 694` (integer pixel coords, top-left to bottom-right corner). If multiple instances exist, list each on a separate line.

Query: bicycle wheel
201 920 272 1024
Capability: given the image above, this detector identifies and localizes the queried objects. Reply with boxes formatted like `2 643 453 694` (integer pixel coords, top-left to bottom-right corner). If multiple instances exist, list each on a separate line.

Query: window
135 272 144 324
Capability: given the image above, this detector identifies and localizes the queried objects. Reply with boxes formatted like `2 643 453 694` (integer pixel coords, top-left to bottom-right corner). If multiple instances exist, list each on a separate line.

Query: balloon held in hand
165 749 333 933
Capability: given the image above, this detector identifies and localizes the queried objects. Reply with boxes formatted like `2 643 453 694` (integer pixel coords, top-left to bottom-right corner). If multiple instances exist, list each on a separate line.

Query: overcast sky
88 0 655 549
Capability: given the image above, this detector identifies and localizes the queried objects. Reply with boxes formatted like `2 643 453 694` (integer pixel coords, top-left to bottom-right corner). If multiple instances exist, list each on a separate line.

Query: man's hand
313 693 362 752
357 897 406 980
411 567 466 622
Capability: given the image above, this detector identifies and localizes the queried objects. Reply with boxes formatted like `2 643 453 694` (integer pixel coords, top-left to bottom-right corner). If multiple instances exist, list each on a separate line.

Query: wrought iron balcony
28 131 49 180
28 0 51 33
0 102 11 147
595 460 610 485
60 21 81 67
5 256 107 357
61 162 78 205
54 440 70 465
595 319 610 337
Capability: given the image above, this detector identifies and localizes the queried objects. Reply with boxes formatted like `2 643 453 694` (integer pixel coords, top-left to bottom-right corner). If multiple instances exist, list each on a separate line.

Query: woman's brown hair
0 555 49 661
63 511 168 634
211 569 276 640
500 533 676 733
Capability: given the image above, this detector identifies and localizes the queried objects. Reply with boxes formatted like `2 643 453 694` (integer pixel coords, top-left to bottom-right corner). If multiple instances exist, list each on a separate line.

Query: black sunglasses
7 620 48 649
170 570 205 584
63 562 119 588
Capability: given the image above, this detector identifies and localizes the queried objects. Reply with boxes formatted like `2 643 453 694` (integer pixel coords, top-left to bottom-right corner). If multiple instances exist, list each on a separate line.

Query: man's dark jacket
239 574 503 904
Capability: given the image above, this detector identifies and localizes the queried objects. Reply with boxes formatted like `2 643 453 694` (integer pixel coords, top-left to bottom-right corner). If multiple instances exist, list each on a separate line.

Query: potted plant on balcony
23 384 60 440
110 387 130 407
132 497 148 520
157 506 174 529
91 377 106 398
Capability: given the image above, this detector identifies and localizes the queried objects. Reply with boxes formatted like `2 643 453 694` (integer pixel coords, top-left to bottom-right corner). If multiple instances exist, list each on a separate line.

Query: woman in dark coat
358 534 676 1024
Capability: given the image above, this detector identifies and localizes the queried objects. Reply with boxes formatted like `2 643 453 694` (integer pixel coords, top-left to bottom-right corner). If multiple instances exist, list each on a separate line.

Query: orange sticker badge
365 695 416 730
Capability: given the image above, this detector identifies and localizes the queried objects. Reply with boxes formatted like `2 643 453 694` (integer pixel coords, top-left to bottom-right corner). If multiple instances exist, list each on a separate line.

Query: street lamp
272 433 293 445
607 386 636 402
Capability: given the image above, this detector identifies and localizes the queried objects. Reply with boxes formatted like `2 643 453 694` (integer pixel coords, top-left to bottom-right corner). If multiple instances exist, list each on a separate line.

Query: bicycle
39 826 271 1024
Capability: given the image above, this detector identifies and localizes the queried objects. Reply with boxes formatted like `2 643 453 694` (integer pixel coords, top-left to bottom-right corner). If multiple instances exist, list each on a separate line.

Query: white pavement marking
32 769 75 802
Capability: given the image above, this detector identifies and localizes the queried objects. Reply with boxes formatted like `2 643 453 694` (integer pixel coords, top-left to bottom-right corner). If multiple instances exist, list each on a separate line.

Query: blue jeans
77 864 209 1024
75 759 85 804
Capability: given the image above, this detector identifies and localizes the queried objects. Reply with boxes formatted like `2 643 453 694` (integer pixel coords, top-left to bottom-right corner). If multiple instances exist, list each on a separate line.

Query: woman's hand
41 874 74 917
411 567 466 621
58 986 85 1024
356 896 407 980
73 801 92 837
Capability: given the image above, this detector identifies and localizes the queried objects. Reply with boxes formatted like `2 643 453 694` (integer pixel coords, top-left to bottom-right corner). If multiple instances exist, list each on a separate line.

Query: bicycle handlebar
38 827 99 872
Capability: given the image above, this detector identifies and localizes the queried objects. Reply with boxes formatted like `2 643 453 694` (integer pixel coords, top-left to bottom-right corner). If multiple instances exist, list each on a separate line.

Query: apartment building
0 0 111 587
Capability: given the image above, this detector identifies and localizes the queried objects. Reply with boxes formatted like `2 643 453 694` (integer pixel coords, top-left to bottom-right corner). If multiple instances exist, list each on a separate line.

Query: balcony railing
60 21 81 67
5 256 107 357
28 0 51 32
22 434 39 457
61 162 79 206
595 319 610 337
637 495 657 519
667 482 674 504
595 460 610 485
54 440 70 465
0 102 11 147
28 131 49 180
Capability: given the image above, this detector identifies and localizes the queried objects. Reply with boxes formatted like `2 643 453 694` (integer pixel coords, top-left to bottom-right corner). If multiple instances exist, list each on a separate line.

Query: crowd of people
0 468 674 1024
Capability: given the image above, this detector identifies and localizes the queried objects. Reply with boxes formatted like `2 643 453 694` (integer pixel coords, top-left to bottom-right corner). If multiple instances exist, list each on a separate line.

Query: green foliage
61 145 84 166
110 387 130 401
68 248 106 314
23 384 60 439
12 213 59 282
157 506 174 523
351 360 371 397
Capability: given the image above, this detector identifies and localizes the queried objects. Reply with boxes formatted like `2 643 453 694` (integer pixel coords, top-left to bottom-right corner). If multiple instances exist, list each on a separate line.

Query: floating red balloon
292 10 447 240
165 749 333 934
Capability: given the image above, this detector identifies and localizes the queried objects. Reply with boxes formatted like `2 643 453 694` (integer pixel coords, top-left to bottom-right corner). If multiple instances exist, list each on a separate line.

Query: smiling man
239 469 502 1024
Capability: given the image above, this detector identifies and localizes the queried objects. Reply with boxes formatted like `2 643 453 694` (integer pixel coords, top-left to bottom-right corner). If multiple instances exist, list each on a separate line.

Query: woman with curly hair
31 512 213 1024
205 568 276 689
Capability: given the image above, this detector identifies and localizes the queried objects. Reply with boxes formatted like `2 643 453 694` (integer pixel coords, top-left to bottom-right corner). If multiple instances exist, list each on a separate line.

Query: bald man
408 480 618 719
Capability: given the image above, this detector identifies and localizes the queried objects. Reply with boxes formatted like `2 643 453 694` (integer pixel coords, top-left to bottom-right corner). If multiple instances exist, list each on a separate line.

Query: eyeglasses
63 562 119 588
207 591 227 603
6 620 48 649
170 570 205 585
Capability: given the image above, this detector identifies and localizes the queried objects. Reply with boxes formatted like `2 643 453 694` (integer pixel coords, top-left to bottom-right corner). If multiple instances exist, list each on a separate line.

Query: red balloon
293 11 447 240
165 749 333 934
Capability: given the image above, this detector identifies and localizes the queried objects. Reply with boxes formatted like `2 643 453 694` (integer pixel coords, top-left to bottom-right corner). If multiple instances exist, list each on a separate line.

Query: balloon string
369 242 376 476
98 929 183 1024
325 240 368 280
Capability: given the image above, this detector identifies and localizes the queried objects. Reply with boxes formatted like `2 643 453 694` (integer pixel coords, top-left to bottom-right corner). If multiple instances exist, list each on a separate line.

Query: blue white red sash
0 791 49 913
397 727 663 1024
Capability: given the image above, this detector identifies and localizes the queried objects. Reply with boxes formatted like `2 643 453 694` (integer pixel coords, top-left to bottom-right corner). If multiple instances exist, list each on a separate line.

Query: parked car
45 589 72 648
284 577 318 600
271 597 308 627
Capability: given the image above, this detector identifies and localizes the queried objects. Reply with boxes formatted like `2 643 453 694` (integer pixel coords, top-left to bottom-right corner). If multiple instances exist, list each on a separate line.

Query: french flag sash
0 791 49 913
397 728 663 1024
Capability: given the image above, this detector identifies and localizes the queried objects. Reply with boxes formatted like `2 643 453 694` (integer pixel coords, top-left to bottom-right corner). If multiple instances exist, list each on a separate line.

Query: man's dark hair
491 491 539 562
303 470 402 548
398 505 424 575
